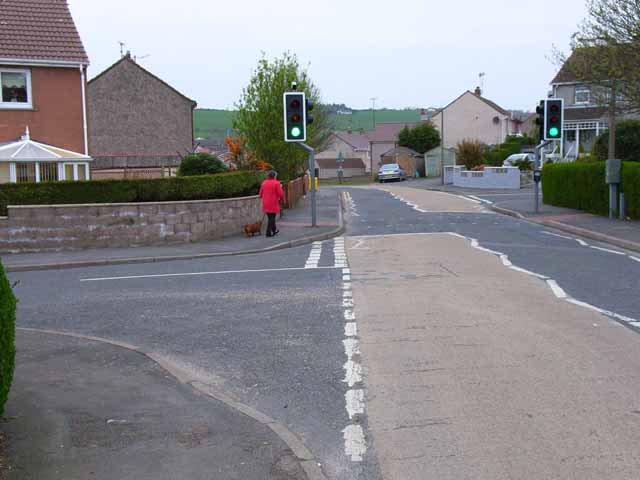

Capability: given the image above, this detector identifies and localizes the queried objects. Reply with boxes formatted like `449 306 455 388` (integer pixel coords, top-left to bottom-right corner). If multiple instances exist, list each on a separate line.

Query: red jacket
259 178 285 213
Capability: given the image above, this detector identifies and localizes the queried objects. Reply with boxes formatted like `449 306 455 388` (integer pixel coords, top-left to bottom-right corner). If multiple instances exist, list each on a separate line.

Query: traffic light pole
300 143 317 227
534 140 553 214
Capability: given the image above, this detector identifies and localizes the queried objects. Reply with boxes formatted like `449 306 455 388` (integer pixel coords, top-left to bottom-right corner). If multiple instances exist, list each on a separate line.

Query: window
16 163 36 183
64 164 74 181
77 164 87 181
0 69 32 108
39 162 59 182
575 85 591 105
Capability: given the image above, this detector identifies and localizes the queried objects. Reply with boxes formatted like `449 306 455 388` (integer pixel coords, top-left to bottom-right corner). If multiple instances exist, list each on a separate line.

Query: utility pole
370 97 377 130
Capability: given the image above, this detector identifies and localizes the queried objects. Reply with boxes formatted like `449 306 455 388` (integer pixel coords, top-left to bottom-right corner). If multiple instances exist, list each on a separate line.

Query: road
9 183 640 479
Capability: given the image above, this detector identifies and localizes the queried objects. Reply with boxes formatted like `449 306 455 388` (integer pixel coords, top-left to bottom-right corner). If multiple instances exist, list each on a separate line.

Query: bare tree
558 0 640 159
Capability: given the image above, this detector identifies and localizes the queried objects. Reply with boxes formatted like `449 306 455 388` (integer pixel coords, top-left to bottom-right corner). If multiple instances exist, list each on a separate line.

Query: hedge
542 161 640 219
0 261 16 417
0 171 263 215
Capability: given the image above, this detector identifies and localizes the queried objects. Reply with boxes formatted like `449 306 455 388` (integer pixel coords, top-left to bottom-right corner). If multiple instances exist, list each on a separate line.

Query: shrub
622 162 640 219
0 261 16 417
178 153 228 176
512 159 532 170
457 140 484 170
0 171 263 215
542 162 608 215
592 120 640 161
397 123 440 154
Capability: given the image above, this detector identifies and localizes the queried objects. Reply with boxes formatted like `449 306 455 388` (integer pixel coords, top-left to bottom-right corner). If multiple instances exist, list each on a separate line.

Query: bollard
620 192 626 221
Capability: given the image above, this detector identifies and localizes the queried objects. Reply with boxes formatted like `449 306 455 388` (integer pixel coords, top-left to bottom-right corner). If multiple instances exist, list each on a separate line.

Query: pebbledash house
0 0 92 183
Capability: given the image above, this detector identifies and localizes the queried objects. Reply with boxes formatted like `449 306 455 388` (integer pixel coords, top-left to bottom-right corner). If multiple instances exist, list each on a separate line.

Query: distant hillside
193 108 421 139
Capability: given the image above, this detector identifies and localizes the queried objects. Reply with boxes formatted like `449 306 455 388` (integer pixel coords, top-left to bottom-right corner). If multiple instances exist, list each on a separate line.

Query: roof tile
0 0 88 64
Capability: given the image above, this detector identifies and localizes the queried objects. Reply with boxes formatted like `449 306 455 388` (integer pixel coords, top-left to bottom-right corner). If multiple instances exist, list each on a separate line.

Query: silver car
378 163 406 182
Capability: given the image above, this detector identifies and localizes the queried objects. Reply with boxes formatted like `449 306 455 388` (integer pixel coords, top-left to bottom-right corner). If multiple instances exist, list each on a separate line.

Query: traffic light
283 92 306 142
535 101 545 141
544 99 563 140
306 98 314 126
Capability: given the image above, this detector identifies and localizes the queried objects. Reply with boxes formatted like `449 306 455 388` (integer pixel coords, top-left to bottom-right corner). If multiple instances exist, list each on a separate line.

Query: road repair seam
343 191 360 217
16 327 328 480
337 236 368 463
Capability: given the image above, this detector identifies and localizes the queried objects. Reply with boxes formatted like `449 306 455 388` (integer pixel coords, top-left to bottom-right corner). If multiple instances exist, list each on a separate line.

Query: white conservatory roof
0 128 91 162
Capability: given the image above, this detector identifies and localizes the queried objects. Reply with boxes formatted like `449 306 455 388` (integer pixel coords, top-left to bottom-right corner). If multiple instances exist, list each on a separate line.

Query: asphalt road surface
10 184 640 479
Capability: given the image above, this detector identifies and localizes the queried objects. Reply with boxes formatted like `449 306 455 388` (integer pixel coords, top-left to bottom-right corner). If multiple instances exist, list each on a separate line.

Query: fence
91 167 178 180
282 176 306 209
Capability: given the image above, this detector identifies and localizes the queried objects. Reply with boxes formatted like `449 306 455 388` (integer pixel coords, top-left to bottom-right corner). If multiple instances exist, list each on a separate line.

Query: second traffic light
544 98 563 141
284 92 306 142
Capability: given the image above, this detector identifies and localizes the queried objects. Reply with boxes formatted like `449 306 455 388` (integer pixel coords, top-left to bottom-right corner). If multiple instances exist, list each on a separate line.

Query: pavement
0 189 342 272
2 330 306 480
410 177 640 253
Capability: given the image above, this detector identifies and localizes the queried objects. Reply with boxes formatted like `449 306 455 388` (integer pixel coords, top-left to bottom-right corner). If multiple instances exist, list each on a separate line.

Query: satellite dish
493 116 500 124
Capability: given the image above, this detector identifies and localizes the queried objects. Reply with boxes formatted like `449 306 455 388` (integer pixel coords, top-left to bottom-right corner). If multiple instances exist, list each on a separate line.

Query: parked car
503 153 534 167
378 163 406 182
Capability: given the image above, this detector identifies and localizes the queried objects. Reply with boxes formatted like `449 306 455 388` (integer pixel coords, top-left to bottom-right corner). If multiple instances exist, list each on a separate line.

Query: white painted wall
453 167 520 189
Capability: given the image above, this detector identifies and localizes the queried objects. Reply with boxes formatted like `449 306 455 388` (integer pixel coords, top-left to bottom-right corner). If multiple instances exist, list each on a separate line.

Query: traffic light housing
544 99 563 141
535 101 545 141
283 92 306 142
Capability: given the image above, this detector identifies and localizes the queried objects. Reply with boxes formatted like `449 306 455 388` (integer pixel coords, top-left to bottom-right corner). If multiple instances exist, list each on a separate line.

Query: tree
397 123 440 154
592 120 640 161
178 153 227 176
234 52 332 181
559 0 640 159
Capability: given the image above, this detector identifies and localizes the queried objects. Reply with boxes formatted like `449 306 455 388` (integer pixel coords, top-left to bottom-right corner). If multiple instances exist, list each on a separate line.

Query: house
0 0 90 180
316 131 371 171
87 55 197 170
316 157 366 179
380 146 424 177
430 88 512 149
550 49 640 158
369 122 420 172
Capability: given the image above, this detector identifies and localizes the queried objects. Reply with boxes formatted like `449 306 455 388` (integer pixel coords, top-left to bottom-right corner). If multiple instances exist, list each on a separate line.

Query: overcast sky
68 0 587 111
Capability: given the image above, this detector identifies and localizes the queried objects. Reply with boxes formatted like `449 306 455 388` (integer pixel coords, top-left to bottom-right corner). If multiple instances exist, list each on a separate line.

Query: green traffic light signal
291 126 302 138
549 127 560 138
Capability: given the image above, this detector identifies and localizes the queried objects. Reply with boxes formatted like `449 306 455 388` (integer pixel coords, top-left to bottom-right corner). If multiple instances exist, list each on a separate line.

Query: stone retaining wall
0 196 261 253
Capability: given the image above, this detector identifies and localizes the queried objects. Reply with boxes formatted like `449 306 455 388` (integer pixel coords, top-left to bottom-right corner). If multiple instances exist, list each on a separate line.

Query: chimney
474 86 482 96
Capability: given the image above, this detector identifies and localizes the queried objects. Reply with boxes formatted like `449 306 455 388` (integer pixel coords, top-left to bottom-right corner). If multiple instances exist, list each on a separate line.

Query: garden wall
0 196 261 253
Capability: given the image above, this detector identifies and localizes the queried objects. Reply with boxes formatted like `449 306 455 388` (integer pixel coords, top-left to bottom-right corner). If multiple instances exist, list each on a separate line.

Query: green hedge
542 161 640 219
622 162 640 219
0 261 16 417
0 171 263 215
541 162 608 216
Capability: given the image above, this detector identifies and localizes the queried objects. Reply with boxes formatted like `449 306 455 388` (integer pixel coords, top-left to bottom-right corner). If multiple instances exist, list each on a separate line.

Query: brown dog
243 217 264 237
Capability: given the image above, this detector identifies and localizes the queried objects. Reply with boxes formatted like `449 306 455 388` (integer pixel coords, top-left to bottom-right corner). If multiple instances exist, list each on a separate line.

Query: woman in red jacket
259 171 285 237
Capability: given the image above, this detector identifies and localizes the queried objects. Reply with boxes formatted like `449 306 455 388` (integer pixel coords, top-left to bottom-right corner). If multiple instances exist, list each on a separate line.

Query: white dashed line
546 279 568 299
589 245 626 255
343 425 367 462
345 390 365 419
630 256 640 263
543 231 574 240
305 241 323 269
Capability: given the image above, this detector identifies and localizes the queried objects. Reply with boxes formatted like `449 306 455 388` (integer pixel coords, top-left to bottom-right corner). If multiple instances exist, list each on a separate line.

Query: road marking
80 265 341 282
630 256 640 263
589 245 626 255
345 323 358 337
344 310 355 321
576 238 589 247
342 425 366 462
305 241 323 269
508 265 549 280
546 279 568 299
344 360 363 387
345 390 365 419
500 255 513 267
468 195 494 205
542 231 573 240
343 338 360 359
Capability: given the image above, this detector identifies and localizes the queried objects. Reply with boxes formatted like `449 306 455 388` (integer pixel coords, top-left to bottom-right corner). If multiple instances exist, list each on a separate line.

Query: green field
193 108 420 139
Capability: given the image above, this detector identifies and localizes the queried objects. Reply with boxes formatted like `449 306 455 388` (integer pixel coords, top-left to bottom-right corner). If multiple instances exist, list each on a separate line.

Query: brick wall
0 196 260 253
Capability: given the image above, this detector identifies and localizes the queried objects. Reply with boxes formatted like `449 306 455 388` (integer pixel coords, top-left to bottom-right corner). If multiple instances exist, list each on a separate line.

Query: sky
68 0 588 112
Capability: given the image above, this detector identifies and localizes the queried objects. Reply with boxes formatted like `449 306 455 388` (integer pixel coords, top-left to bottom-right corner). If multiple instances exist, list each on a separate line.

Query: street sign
283 92 306 142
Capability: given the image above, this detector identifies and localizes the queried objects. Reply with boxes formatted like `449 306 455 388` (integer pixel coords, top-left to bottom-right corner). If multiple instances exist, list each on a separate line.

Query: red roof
0 0 89 64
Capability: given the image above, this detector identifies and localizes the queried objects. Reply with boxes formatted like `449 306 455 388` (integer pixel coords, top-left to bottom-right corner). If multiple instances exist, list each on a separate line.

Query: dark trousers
266 213 277 236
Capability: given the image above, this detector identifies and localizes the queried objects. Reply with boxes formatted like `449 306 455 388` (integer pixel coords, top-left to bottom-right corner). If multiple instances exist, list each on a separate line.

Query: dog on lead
243 216 265 237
